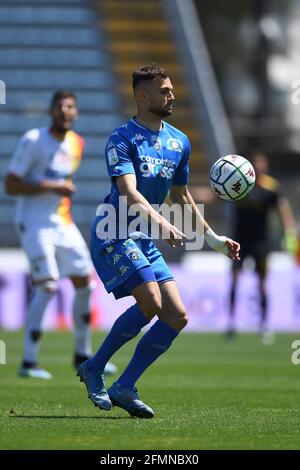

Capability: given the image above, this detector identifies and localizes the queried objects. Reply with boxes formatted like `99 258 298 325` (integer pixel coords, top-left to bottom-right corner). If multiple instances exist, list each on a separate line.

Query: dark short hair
132 63 168 90
50 90 77 108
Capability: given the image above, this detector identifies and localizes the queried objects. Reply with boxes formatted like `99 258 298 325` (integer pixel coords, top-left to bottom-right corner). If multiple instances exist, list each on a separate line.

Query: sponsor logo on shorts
124 247 141 261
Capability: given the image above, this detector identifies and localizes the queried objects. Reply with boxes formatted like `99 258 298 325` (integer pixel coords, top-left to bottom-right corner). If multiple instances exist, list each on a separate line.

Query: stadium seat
0 0 124 245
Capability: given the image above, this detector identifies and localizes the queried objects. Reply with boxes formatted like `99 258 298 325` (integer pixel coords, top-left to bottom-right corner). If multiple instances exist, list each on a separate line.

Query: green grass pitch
0 330 300 450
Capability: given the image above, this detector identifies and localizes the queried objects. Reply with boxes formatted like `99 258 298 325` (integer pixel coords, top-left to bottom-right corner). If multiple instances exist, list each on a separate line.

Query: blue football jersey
93 117 191 246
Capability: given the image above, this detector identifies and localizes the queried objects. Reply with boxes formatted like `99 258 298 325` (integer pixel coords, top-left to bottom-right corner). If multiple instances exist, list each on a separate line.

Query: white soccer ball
209 155 256 201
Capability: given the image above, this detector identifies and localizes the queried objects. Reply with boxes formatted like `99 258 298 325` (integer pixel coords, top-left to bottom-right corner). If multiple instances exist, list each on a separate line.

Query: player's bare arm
278 196 296 232
5 172 76 197
116 173 184 248
277 196 298 254
170 184 240 260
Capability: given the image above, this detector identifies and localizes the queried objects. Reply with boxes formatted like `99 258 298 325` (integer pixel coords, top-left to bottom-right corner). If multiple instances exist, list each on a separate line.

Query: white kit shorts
18 223 93 281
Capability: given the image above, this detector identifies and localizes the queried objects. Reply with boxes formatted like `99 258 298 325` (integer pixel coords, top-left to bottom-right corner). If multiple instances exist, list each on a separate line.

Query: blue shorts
90 235 174 299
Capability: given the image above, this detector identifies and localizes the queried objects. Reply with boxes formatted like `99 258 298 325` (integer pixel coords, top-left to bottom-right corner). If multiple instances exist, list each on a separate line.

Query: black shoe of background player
225 328 236 339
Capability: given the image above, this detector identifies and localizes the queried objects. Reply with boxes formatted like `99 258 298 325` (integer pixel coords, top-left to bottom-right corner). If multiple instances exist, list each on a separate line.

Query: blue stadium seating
0 0 124 245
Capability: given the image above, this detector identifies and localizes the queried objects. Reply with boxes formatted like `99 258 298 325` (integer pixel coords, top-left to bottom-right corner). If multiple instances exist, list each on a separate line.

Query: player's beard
149 104 173 118
52 119 73 133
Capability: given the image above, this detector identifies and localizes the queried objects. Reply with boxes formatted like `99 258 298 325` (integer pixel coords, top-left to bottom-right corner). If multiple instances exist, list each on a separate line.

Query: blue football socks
117 320 179 389
88 304 150 373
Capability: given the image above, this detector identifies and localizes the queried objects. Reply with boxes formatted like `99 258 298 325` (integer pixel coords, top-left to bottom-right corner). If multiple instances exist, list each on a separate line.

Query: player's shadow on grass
10 415 130 420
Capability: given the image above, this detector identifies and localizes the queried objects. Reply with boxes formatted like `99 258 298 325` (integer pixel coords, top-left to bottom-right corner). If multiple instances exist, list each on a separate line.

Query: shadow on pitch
10 415 131 420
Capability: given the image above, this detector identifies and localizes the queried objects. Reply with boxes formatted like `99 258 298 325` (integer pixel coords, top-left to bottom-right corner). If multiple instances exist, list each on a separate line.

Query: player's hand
205 228 240 260
55 180 77 196
163 223 185 248
282 229 298 256
224 238 240 261
42 180 77 196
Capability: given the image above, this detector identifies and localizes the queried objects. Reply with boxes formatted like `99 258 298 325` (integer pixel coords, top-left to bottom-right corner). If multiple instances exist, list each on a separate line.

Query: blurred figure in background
4 90 117 379
228 151 297 343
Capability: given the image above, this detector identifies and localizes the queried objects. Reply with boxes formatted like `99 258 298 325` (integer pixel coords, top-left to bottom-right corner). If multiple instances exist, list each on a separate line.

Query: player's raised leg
108 280 188 418
77 279 159 411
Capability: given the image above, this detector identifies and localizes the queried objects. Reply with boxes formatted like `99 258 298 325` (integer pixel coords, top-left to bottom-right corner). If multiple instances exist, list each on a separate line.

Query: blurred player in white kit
5 90 116 379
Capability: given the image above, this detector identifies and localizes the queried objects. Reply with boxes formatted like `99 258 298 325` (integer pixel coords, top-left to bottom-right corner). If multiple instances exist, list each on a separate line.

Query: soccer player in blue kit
77 64 240 418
